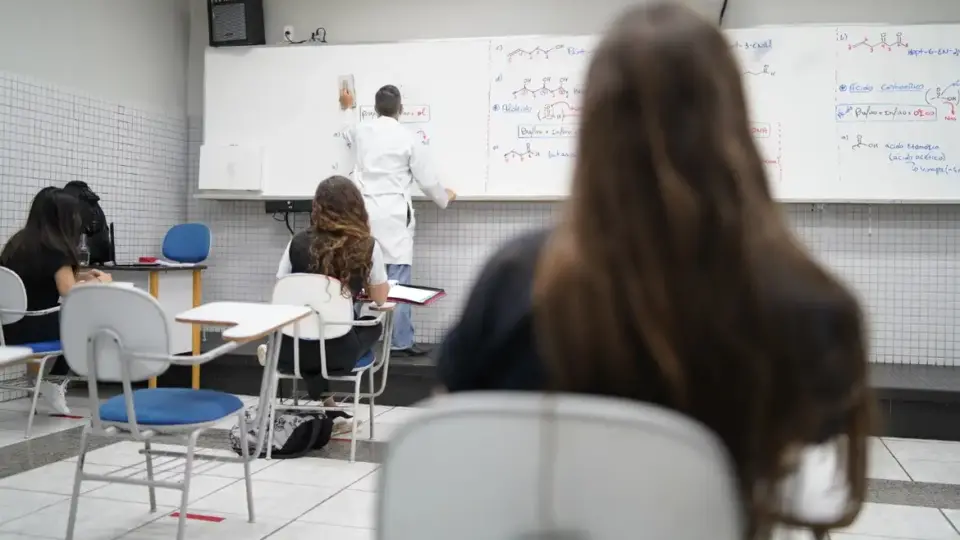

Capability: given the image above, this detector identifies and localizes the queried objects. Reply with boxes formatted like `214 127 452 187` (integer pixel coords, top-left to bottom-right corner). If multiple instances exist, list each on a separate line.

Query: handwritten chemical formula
849 134 879 150
842 32 908 52
537 101 581 122
511 77 573 99
499 44 590 61
925 81 960 120
502 143 539 162
742 64 775 77
359 105 431 123
835 104 937 122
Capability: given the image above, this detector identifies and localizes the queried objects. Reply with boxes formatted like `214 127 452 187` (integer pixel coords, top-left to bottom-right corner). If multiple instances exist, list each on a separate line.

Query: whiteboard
204 24 960 202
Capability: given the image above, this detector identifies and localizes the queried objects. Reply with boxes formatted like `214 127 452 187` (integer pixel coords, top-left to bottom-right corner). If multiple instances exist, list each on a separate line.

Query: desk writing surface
90 264 208 272
0 346 34 367
176 302 312 342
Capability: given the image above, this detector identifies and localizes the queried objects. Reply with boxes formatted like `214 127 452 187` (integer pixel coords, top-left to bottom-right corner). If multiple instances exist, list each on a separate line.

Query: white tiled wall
187 115 960 365
3 74 958 379
0 71 188 399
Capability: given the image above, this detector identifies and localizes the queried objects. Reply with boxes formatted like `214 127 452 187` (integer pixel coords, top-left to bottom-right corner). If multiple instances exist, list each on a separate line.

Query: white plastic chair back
60 285 171 382
0 267 28 326
272 274 354 340
378 393 743 540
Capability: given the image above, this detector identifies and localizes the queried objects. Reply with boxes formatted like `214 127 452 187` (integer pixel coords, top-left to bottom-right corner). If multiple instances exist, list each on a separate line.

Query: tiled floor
2 395 960 538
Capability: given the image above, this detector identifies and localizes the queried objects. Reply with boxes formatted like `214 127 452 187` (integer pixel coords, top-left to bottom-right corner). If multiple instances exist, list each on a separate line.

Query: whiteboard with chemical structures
203 24 960 202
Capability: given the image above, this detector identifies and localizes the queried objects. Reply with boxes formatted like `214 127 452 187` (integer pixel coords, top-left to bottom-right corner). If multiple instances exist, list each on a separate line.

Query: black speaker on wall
207 0 266 47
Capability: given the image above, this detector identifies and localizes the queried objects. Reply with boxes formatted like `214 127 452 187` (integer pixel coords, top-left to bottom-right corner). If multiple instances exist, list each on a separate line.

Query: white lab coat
341 115 449 265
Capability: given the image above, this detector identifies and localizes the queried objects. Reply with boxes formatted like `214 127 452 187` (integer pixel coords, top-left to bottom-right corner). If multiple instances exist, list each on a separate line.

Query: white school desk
175 302 311 343
93 264 206 389
0 347 34 369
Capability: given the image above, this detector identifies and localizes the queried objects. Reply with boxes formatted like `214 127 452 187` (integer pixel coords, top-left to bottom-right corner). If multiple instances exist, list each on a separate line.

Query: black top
1 246 71 345
436 228 857 442
438 230 550 391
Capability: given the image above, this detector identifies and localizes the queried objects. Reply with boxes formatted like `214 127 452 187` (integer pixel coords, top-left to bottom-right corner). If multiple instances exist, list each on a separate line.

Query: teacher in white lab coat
339 84 457 357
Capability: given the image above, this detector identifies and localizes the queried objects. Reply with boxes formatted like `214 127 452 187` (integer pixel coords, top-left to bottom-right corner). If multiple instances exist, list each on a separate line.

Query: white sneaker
257 344 267 367
38 381 70 415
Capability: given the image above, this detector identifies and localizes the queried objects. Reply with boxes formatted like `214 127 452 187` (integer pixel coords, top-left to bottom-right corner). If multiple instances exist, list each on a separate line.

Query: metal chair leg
350 377 361 463
144 440 157 512
368 369 376 441
65 426 90 540
25 355 52 439
176 432 200 540
239 411 256 523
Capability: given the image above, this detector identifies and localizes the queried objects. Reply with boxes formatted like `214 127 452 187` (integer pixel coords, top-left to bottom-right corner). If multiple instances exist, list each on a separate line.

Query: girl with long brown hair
437 3 872 538
270 175 389 402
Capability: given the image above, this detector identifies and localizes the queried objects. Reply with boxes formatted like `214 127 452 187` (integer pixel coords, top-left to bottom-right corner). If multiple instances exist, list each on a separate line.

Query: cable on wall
282 26 329 45
719 0 729 25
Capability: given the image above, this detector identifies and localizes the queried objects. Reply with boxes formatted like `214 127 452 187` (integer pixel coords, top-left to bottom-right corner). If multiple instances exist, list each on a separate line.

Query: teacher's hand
445 188 457 202
339 87 354 110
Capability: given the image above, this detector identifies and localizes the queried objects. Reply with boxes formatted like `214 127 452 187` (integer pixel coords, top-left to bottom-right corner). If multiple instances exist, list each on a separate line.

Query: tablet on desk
387 284 446 306
362 283 446 306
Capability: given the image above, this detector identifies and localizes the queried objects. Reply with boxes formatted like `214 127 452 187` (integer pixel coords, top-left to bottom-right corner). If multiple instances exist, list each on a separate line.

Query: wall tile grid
188 116 960 366
0 71 188 400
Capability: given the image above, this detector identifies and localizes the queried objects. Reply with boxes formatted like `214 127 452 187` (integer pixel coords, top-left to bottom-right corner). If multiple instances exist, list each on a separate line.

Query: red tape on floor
170 512 225 523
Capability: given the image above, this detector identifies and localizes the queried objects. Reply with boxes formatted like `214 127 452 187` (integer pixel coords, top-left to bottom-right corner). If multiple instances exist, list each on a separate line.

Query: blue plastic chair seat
162 223 211 264
24 340 62 354
99 388 243 426
352 351 375 371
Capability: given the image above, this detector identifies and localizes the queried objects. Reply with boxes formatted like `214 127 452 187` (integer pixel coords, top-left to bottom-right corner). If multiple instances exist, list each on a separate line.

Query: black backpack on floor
230 403 333 459
63 181 113 264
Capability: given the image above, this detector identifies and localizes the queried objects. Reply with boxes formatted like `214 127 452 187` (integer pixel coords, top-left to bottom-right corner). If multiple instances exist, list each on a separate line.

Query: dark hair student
0 187 112 414
436 3 872 538
270 176 390 407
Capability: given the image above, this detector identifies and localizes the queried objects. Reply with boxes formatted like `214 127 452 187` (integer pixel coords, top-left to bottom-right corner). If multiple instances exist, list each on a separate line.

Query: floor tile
0 432 27 450
272 522 373 540
0 488 66 525
900 461 960 485
252 458 377 489
0 497 172 540
0 462 117 495
0 533 60 539
335 422 401 443
885 439 960 463
298 489 375 529
195 457 277 479
84 472 238 507
0 416 85 437
870 439 910 481
371 406 422 425
0 396 92 414
935 508 960 532
189 479 339 520
118 511 286 540
840 503 958 539
349 470 379 492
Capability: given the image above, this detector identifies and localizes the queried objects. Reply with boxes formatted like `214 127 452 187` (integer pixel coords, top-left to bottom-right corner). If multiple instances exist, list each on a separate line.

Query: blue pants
386 264 414 350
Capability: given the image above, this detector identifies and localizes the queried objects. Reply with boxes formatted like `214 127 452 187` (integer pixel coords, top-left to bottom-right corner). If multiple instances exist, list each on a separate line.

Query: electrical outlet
283 25 295 41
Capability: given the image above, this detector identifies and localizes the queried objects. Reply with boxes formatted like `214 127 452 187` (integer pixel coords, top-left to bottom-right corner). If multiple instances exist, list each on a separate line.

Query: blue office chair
162 223 211 263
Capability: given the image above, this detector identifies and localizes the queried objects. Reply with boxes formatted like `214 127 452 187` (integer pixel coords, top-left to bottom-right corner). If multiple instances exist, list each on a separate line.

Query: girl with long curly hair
272 175 389 401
